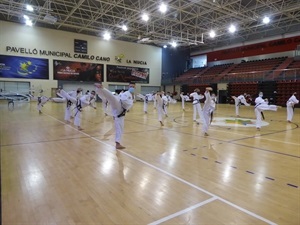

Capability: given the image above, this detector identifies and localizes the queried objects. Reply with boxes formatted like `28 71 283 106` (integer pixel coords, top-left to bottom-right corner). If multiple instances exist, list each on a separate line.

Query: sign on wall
107 65 149 83
0 55 49 79
53 60 103 81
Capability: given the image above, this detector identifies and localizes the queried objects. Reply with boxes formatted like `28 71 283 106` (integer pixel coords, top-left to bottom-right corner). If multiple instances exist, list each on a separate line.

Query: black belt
117 108 127 118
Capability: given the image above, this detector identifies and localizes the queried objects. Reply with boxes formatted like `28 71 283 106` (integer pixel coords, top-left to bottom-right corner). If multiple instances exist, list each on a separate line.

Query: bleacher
280 59 300 80
174 56 299 84
174 67 207 83
175 56 300 106
223 57 287 82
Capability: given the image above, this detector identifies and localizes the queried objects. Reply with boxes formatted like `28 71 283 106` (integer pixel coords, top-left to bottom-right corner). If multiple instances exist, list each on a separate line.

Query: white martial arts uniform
143 93 153 113
59 90 77 122
59 90 92 129
233 94 250 116
202 90 214 135
254 96 278 129
162 94 169 116
180 93 190 110
286 94 299 122
95 87 133 144
155 93 164 125
36 96 51 113
190 91 204 121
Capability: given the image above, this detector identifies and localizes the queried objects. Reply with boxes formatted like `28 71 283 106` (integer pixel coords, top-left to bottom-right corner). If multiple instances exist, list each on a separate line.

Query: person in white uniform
94 83 134 149
58 89 96 130
56 89 79 123
210 93 217 124
180 92 190 111
155 91 164 126
232 93 250 117
161 92 169 117
190 88 204 122
202 87 214 136
286 92 299 122
254 92 278 130
137 93 153 114
31 89 52 114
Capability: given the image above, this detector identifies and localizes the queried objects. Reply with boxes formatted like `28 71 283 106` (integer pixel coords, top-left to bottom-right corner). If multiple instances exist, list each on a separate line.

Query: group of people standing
231 91 298 129
33 84 298 150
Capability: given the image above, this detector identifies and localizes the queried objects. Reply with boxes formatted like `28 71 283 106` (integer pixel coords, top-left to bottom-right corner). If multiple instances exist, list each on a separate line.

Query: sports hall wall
0 21 163 96
192 33 300 64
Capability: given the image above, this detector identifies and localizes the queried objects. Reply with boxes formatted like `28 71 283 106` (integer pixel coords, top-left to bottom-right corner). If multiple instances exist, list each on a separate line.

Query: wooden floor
1 100 299 225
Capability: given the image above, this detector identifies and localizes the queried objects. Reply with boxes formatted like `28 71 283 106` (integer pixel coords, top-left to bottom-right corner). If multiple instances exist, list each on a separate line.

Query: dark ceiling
1 0 300 51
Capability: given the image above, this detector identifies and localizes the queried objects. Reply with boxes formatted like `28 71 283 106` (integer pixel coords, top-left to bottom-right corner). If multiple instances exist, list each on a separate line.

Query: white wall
0 21 162 96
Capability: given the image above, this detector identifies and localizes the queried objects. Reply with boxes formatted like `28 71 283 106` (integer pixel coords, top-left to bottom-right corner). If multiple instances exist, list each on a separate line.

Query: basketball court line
148 197 217 225
254 136 300 146
44 113 278 225
181 148 299 188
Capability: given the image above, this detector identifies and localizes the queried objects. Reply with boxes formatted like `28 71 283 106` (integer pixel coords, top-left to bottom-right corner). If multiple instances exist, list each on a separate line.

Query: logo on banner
115 53 125 63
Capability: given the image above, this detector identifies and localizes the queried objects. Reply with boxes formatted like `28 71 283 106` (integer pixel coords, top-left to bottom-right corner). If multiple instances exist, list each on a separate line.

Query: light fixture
23 15 30 20
228 24 236 33
25 20 33 26
262 16 270 24
159 3 167 13
122 25 128 31
163 45 167 48
142 13 149 22
209 30 216 38
103 31 111 40
170 41 177 48
26 4 34 12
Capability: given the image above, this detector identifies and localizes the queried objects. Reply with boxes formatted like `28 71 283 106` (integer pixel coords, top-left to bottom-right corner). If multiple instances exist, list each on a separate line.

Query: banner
107 65 149 83
0 55 49 79
53 60 104 81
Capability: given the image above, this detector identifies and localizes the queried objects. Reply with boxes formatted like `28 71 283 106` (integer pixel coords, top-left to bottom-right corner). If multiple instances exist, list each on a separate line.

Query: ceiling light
170 41 177 48
122 25 128 31
163 45 167 48
209 30 216 38
142 13 149 22
26 5 34 12
25 20 33 26
263 16 270 24
23 15 30 20
103 32 111 40
228 24 236 33
159 3 167 13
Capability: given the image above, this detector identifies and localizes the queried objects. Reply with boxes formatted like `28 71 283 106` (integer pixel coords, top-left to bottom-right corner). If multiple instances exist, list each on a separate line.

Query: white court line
46 113 277 225
119 150 277 225
148 197 217 225
255 136 300 146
